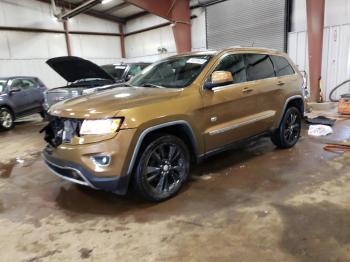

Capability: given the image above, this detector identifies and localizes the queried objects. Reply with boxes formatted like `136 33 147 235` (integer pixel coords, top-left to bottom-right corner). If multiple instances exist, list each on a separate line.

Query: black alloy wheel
271 106 301 148
133 135 190 202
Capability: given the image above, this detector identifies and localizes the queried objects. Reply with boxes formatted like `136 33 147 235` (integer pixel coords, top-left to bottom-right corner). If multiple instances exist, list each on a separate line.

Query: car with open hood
43 56 117 111
42 47 304 201
0 76 47 130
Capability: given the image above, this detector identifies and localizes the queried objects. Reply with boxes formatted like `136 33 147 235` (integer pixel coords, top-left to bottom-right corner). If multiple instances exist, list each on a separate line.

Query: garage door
206 0 288 51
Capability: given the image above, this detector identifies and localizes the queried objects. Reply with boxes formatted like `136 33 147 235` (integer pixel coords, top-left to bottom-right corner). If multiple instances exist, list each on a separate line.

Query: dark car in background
43 56 116 111
0 76 47 130
101 62 150 83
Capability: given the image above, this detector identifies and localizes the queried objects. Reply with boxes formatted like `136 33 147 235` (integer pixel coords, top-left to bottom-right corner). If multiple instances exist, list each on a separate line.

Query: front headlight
80 118 123 135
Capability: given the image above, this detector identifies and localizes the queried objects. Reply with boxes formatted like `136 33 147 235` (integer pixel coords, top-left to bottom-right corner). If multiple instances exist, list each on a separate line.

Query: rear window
270 55 295 77
245 54 275 81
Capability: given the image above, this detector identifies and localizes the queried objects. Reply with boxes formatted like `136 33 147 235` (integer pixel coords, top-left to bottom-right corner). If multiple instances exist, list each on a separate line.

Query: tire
39 110 49 121
0 107 14 131
133 135 190 202
271 106 301 149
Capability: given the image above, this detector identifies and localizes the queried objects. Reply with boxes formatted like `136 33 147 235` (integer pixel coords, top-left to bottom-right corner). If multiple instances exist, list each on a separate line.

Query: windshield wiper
140 83 162 88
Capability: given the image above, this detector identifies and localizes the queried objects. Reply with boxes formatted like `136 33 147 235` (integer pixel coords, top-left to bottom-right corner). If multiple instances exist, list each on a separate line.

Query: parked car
0 76 47 130
43 56 117 111
101 62 150 83
42 47 304 201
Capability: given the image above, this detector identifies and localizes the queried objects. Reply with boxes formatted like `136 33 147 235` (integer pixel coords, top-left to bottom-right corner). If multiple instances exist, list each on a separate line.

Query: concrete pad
0 118 350 261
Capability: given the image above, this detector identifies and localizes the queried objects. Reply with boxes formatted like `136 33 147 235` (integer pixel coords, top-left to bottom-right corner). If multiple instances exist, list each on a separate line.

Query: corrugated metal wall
206 0 287 51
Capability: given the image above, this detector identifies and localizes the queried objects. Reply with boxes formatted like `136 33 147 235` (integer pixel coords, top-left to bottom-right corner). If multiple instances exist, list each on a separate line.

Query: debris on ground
305 115 336 126
308 125 333 137
324 144 350 154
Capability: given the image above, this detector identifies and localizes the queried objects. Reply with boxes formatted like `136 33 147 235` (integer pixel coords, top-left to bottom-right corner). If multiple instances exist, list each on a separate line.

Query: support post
125 0 191 53
63 21 72 56
306 0 325 102
119 24 126 58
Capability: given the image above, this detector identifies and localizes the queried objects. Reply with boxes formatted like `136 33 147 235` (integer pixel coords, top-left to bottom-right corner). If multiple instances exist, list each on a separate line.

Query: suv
101 62 150 83
0 76 47 130
42 47 304 201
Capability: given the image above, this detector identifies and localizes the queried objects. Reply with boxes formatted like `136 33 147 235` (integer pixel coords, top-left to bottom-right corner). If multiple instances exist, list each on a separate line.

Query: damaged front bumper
43 148 130 194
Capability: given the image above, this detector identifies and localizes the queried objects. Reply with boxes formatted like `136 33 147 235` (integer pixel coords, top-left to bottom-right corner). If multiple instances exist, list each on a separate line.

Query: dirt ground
1 114 350 261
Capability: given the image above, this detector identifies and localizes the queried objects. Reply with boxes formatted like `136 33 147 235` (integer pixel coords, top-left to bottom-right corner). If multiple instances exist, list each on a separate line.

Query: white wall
124 7 207 63
289 0 350 100
0 0 122 88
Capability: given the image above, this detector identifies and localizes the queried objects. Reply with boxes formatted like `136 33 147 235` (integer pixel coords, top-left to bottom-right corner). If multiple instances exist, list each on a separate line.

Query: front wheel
271 107 301 148
0 107 14 131
133 135 190 202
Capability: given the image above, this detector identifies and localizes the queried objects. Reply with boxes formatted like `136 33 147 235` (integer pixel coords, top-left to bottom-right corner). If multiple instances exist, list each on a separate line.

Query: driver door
8 79 28 115
200 53 263 152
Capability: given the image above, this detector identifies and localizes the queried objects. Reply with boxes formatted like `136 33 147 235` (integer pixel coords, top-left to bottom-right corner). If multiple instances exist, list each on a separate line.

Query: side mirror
9 86 21 94
204 71 233 90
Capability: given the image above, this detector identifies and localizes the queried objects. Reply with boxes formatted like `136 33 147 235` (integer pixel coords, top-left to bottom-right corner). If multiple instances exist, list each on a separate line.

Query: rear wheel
0 107 14 131
133 135 190 202
271 106 301 148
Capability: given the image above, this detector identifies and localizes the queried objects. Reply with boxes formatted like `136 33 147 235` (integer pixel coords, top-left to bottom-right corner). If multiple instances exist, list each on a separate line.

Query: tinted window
128 65 142 76
213 54 247 84
270 55 295 77
21 79 36 90
130 55 212 88
10 79 23 89
101 65 126 80
245 54 275 81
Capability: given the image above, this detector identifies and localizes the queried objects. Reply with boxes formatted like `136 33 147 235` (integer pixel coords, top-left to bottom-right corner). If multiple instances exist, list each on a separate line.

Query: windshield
130 55 213 88
101 65 126 80
0 80 7 93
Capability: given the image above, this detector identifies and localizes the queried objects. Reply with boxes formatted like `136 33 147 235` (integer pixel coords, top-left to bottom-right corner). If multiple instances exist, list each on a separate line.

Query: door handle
242 88 254 94
277 81 285 86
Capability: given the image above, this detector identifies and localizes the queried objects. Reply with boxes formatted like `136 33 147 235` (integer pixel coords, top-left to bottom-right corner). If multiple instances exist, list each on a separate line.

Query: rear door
243 53 280 133
201 53 263 152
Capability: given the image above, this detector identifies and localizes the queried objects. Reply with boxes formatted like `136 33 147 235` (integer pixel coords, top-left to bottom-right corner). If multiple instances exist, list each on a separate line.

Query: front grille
41 117 82 147
45 91 73 108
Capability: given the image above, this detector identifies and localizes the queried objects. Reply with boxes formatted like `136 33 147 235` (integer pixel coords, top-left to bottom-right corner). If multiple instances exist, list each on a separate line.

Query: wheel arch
126 120 199 177
277 95 304 127
0 104 15 120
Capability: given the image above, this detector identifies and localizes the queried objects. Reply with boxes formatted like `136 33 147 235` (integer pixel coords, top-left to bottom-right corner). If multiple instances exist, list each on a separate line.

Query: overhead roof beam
124 0 191 53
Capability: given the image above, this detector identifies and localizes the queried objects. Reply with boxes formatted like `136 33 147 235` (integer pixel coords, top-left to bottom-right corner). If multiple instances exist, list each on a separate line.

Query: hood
49 86 182 118
46 56 115 83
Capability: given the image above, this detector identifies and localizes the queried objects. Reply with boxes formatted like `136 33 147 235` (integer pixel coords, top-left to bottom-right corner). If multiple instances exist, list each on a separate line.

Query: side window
21 79 36 90
10 79 23 89
213 54 247 84
270 55 295 77
128 65 142 76
245 54 275 81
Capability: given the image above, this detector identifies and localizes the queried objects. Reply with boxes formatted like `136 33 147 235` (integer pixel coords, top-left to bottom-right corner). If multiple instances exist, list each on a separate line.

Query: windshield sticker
187 58 207 65
114 66 126 69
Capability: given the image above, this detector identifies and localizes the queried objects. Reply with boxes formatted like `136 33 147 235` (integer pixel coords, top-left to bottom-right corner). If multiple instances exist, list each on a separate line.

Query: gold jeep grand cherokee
42 47 304 201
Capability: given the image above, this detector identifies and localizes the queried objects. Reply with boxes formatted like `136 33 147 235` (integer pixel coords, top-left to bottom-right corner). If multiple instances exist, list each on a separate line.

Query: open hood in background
46 56 115 83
